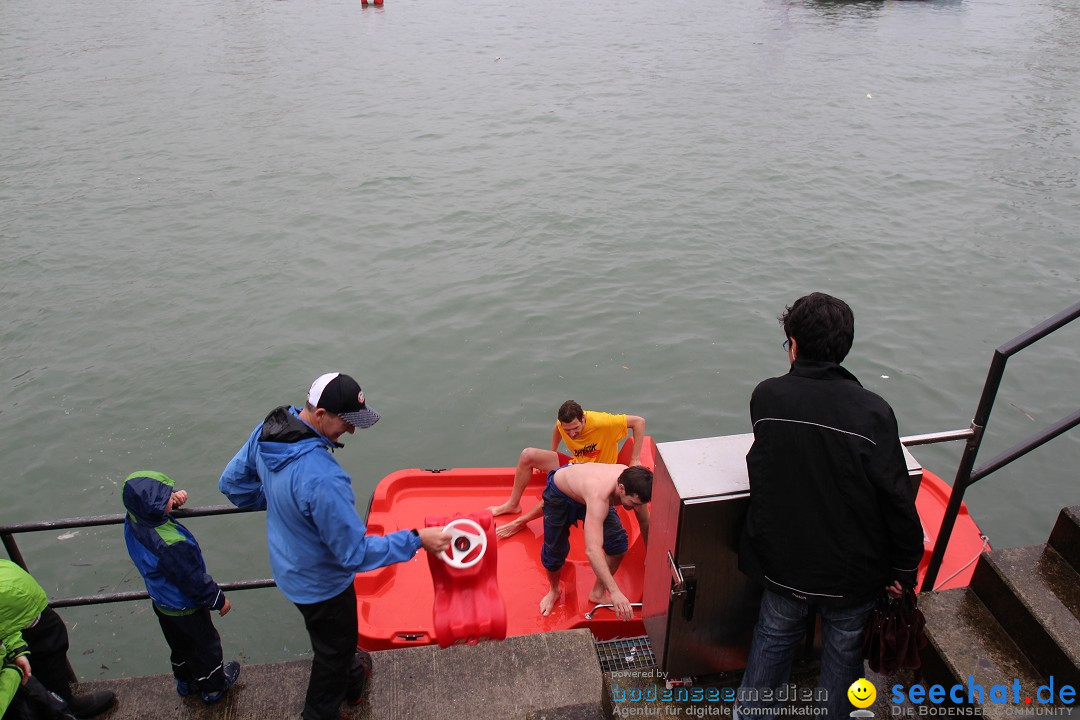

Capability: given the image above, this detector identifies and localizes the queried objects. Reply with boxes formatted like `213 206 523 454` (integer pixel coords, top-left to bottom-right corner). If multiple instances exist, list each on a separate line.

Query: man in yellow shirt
489 400 646 538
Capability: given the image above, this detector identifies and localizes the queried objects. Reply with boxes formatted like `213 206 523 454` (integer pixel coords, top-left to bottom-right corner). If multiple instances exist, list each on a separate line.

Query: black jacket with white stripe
739 359 924 606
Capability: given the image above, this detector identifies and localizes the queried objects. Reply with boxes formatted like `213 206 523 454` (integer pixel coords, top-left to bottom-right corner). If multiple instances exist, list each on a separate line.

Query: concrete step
970 545 1080 687
77 658 359 720
1047 505 1080 572
919 587 1047 720
367 629 606 719
77 629 607 720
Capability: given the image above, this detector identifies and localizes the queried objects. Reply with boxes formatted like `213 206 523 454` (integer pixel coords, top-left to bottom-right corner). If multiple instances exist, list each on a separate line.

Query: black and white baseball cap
307 373 380 429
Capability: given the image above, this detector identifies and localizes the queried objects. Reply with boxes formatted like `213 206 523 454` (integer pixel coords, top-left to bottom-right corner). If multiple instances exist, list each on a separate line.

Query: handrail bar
900 429 975 447
0 505 275 607
997 302 1080 356
51 579 278 609
0 505 251 535
970 408 1080 484
921 300 1080 590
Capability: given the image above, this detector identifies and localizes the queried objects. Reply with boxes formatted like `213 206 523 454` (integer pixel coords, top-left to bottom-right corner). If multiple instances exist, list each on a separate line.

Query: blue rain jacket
219 406 421 604
123 471 225 613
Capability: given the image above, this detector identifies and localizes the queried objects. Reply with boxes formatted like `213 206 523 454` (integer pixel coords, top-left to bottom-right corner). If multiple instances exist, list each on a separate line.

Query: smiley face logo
848 678 877 709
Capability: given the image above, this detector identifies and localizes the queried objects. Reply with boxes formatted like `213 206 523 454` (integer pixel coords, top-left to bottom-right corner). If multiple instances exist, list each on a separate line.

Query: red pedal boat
355 436 986 651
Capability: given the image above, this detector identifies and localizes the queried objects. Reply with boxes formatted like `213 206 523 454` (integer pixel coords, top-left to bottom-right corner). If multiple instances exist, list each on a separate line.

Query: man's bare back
551 463 628 508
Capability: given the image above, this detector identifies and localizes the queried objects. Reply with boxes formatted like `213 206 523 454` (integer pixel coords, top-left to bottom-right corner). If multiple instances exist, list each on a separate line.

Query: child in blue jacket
122 470 240 704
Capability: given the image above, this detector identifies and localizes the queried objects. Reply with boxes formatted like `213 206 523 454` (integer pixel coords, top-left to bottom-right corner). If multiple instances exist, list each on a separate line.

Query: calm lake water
2 0 1078 681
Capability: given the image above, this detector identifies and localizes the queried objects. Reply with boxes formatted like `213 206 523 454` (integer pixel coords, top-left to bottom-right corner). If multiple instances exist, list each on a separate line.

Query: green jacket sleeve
0 629 29 660
0 560 50 648
1 662 23 716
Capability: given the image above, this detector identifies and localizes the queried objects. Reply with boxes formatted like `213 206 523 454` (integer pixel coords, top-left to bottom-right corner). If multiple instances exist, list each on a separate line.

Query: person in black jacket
735 293 923 719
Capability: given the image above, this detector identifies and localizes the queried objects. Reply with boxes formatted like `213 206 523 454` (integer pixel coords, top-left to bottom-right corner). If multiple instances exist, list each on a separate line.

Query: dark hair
780 293 854 363
557 400 585 424
618 466 653 503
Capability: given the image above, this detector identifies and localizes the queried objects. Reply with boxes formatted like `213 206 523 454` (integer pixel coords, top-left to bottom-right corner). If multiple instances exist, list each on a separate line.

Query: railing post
922 347 1008 590
2 532 30 572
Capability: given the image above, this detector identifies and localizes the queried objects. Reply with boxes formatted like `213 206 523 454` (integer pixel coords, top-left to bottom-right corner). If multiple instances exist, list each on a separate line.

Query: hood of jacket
1 559 49 655
256 406 336 472
122 470 176 527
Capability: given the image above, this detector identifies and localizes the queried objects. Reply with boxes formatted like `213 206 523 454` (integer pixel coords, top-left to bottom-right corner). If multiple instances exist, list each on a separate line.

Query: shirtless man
538 463 652 620
489 400 646 539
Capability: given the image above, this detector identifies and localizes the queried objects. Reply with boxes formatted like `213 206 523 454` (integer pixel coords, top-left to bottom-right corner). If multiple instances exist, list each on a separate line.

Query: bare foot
588 584 610 605
540 588 562 616
488 502 521 517
496 519 525 539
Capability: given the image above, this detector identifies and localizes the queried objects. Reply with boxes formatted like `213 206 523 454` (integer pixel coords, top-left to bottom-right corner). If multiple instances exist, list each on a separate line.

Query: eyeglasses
782 339 792 352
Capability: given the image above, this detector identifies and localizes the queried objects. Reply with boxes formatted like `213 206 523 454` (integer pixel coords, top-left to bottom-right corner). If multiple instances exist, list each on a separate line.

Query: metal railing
0 505 275 608
919 300 1080 590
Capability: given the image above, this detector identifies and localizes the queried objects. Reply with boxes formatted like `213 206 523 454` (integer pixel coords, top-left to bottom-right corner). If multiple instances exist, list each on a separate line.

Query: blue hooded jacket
122 471 225 614
219 406 421 605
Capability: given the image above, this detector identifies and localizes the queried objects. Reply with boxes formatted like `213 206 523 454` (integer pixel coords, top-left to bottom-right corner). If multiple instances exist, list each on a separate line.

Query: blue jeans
736 589 875 719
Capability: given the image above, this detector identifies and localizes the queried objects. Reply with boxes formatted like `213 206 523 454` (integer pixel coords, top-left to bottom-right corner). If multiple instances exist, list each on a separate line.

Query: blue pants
540 471 628 572
736 589 875 719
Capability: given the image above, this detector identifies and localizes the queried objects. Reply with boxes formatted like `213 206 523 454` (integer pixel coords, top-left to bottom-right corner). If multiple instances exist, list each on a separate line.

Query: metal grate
594 635 656 673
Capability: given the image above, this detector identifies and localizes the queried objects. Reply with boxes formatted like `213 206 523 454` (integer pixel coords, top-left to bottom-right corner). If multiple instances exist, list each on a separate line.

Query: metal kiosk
642 434 923 680
642 434 761 679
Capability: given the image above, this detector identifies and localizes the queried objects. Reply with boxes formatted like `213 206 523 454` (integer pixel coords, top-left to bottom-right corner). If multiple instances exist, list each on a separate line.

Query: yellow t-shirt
557 410 628 464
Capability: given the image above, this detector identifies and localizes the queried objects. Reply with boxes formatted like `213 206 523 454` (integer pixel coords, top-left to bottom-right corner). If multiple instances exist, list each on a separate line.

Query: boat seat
425 510 508 648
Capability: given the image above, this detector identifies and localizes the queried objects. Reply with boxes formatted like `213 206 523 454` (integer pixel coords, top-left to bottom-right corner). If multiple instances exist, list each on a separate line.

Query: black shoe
345 683 367 706
68 690 116 718
200 661 240 704
345 650 372 705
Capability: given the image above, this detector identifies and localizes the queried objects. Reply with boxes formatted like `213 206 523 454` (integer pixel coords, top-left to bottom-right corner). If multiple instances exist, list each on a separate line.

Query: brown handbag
861 587 927 675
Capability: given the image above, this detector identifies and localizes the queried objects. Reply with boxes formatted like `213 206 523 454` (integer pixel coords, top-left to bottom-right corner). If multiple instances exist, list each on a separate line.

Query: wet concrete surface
78 629 606 720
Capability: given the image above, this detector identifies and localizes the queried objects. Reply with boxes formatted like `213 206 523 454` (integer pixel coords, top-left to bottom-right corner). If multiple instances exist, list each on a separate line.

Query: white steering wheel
439 518 487 569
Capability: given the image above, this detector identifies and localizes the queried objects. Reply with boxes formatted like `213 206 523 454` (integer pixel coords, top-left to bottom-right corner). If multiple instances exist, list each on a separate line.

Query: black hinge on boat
425 468 450 473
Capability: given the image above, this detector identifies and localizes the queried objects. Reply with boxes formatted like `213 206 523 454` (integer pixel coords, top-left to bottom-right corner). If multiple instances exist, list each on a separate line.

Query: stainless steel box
642 434 761 678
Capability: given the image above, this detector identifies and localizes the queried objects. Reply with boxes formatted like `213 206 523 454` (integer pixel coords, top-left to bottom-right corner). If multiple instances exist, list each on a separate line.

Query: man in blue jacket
219 372 450 720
